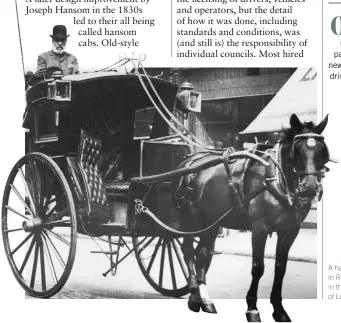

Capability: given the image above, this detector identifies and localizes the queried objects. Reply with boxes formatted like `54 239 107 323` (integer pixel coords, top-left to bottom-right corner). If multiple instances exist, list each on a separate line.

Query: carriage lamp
47 80 72 101
138 54 146 61
176 82 202 113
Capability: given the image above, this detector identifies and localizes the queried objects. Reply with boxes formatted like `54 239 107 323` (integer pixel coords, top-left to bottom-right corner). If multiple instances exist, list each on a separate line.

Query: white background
0 0 341 322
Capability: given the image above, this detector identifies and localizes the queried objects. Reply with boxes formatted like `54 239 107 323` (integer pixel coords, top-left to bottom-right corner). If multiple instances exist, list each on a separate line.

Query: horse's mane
281 121 315 143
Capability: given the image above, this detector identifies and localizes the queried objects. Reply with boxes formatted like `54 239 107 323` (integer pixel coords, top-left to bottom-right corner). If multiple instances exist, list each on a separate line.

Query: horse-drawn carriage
1 60 336 322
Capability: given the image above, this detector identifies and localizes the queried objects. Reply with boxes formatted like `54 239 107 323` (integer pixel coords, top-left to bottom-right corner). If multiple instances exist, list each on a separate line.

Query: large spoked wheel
2 153 77 298
133 235 213 298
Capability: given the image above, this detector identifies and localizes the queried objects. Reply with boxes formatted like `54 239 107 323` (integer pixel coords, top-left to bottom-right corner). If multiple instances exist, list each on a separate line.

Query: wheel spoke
28 160 40 209
42 231 66 269
39 179 47 216
138 236 155 255
5 205 29 221
42 195 54 216
41 233 58 284
175 238 183 249
30 237 40 289
43 228 70 247
46 195 66 218
10 233 34 256
39 236 46 292
50 208 69 220
42 219 70 226
5 228 24 233
158 241 166 287
171 240 188 280
135 236 149 248
146 238 162 274
167 242 177 290
10 184 35 219
43 174 57 210
18 167 37 216
19 236 36 274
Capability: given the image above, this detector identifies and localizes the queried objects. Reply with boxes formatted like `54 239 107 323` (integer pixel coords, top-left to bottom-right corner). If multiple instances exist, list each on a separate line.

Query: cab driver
37 25 79 75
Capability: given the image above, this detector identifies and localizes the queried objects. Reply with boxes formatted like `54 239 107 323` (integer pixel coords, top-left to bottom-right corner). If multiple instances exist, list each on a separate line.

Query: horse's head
287 114 331 199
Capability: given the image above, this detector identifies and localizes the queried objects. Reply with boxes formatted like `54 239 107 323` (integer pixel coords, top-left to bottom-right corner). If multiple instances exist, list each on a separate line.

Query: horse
177 114 331 322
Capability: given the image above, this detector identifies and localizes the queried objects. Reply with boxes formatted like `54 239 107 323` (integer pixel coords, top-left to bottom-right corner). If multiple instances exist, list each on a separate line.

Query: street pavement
215 228 316 263
26 233 316 300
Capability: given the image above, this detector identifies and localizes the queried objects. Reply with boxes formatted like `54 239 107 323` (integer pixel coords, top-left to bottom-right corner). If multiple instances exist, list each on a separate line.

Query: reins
130 59 220 151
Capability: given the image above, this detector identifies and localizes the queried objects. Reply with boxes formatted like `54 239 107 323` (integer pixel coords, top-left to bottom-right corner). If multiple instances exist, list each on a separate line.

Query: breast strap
264 144 294 207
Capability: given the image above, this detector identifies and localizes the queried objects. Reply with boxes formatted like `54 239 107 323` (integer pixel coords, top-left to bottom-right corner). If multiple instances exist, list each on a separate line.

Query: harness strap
222 150 245 208
173 152 214 202
266 153 293 206
135 199 237 235
293 169 325 176
136 183 269 235
242 182 268 207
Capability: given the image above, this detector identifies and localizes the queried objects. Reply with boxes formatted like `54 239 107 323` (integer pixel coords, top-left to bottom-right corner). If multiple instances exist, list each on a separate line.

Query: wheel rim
2 153 77 298
133 235 202 297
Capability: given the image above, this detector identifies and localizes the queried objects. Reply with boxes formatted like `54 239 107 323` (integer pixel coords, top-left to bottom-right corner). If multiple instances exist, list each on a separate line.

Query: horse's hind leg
194 229 218 314
181 237 199 288
270 229 299 322
246 223 268 322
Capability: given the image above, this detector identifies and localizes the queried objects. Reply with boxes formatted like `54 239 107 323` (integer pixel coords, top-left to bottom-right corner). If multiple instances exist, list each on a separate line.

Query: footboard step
210 251 222 255
99 223 126 227
90 251 117 255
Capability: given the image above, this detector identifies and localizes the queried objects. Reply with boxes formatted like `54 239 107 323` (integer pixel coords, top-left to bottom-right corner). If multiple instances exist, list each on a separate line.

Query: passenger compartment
140 136 192 176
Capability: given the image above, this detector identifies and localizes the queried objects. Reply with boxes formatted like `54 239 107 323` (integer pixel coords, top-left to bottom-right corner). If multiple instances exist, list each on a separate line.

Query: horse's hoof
272 311 291 322
188 299 201 313
246 310 261 322
201 302 217 314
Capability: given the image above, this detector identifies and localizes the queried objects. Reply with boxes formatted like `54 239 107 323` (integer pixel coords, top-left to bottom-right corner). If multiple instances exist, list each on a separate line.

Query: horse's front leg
194 229 218 314
246 220 268 322
270 229 299 322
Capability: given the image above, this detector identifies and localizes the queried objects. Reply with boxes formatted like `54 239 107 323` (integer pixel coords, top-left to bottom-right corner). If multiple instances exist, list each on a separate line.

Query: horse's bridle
289 132 329 199
290 132 329 176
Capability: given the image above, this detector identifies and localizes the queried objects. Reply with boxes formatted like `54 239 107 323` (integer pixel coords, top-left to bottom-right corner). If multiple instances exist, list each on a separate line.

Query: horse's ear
290 114 303 133
314 114 329 134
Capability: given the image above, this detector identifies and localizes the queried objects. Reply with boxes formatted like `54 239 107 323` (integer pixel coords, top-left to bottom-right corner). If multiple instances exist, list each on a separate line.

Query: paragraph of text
25 0 155 49
174 0 308 59
327 265 341 299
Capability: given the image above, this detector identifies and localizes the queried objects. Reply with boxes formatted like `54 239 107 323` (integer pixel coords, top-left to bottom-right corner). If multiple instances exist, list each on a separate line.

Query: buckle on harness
134 199 148 215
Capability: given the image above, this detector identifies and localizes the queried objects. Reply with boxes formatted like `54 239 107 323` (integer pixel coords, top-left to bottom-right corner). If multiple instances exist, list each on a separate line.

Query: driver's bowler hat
50 25 69 41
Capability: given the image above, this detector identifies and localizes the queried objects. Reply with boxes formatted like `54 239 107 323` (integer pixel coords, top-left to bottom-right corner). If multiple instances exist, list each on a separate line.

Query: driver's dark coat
37 50 79 75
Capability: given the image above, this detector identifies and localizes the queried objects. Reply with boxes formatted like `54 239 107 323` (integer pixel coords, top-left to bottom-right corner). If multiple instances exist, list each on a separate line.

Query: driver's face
52 38 67 54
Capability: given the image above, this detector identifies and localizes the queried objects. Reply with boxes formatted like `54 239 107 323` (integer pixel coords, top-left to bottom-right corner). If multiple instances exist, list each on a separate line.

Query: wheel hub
22 217 42 232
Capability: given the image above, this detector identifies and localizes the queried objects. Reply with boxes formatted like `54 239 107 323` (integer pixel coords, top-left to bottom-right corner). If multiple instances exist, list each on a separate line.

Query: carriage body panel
22 70 191 237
